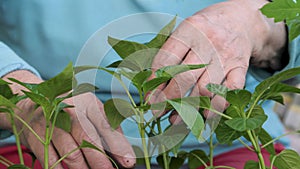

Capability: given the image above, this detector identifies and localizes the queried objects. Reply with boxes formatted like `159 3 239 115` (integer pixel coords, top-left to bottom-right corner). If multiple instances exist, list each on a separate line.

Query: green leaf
215 105 245 143
259 128 276 156
80 140 104 153
188 150 209 169
253 67 300 103
108 36 149 59
0 79 14 99
156 155 169 169
244 160 259 169
116 49 158 71
258 82 300 104
53 110 71 132
75 65 121 81
226 89 252 109
142 76 170 94
274 149 300 169
155 64 207 79
0 95 17 109
287 17 300 40
22 91 51 117
155 123 189 151
225 115 267 132
8 164 30 169
206 83 229 98
146 16 176 49
36 63 74 101
169 151 188 169
104 98 135 129
8 78 38 93
167 100 204 141
150 96 211 114
260 0 300 22
72 83 99 96
131 70 152 89
106 60 122 68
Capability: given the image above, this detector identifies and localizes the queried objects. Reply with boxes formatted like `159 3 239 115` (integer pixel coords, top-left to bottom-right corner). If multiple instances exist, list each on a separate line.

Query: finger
169 111 183 125
71 116 114 169
65 94 115 169
51 127 88 169
159 50 207 100
224 67 247 90
149 36 190 94
86 99 136 168
24 122 64 169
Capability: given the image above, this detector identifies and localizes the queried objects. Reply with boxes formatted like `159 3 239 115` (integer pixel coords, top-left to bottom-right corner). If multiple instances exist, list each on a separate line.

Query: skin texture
0 0 287 168
0 70 136 169
149 0 287 122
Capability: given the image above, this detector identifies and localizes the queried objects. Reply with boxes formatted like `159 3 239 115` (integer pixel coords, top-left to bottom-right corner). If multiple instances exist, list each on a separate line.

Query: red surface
197 143 285 169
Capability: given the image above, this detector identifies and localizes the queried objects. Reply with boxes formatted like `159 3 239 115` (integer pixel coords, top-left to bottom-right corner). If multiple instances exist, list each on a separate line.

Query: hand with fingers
150 0 287 121
0 70 136 169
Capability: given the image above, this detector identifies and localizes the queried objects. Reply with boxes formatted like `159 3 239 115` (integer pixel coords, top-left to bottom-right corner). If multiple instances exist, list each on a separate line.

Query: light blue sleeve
0 41 40 140
0 41 40 78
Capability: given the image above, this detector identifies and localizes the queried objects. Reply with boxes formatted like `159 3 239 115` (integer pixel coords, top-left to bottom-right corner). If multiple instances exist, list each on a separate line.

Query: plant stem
261 131 298 149
50 147 80 169
190 152 208 168
14 114 44 143
209 135 214 168
137 110 151 169
44 121 51 169
157 119 169 169
9 112 24 165
238 138 254 151
247 130 265 169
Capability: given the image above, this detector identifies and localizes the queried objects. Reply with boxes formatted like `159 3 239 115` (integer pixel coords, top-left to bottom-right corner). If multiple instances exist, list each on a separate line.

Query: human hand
0 70 136 169
150 0 287 120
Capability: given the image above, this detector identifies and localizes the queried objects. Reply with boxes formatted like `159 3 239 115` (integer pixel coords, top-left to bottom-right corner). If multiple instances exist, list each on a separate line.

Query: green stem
261 131 298 149
207 108 232 120
190 152 208 168
138 110 151 169
238 138 254 151
9 112 24 164
50 147 80 169
116 78 137 107
270 155 277 169
44 121 51 169
14 114 44 143
209 135 214 168
157 119 169 169
247 130 265 169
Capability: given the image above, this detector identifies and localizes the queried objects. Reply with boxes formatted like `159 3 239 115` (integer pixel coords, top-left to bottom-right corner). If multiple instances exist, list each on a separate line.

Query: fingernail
122 153 136 167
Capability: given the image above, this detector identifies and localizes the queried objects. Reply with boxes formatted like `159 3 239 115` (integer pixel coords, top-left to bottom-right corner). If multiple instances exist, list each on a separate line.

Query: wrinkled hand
1 71 135 169
150 0 287 119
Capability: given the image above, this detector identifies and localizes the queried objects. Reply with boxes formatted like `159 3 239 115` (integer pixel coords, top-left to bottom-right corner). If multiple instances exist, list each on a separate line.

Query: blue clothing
0 0 299 157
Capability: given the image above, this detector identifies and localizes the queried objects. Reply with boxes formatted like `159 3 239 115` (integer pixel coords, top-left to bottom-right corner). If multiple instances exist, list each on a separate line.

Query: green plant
1 2 300 167
261 0 300 41
75 16 300 169
0 64 115 169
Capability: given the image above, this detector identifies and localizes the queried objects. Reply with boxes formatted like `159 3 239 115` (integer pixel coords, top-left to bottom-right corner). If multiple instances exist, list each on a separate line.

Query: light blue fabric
0 0 298 158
